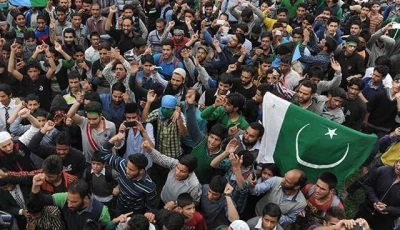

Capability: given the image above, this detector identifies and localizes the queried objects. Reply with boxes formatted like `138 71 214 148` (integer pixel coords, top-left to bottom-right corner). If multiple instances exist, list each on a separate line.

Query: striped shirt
147 30 171 54
100 142 157 213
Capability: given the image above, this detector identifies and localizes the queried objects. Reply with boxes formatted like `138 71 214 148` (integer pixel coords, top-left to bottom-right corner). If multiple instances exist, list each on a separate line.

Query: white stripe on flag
257 92 291 163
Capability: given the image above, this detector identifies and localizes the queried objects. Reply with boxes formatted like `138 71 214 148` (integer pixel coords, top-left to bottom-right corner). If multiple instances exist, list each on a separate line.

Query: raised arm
210 138 238 168
186 91 205 145
142 140 178 170
8 40 23 82
67 95 84 125
105 5 117 32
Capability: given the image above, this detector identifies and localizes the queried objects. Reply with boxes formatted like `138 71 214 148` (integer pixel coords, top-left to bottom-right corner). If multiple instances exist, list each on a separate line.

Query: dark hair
125 102 139 114
257 83 273 96
236 23 249 34
127 215 150 230
84 101 102 114
37 14 46 21
361 2 372 9
155 18 166 24
150 83 165 97
350 20 361 28
242 65 257 77
63 27 76 37
219 12 229 21
83 220 102 230
42 155 63 175
304 14 315 24
128 154 148 170
276 8 288 15
347 78 365 90
68 180 90 199
373 65 389 77
262 203 282 220
235 33 246 45
56 5 67 13
123 4 135 11
328 87 346 99
133 37 147 49
0 84 12 96
98 42 111 51
260 163 280 177
204 1 213 8
26 60 41 71
292 27 303 37
226 93 245 110
237 150 255 168
26 198 45 214
184 8 195 17
111 82 126 93
91 151 105 163
209 175 227 193
249 122 265 138
25 93 40 103
260 31 273 40
178 154 197 173
54 131 71 146
141 54 155 65
318 172 338 190
219 73 233 86
177 192 194 207
89 31 100 39
324 37 338 53
324 207 345 222
307 66 324 79
84 91 101 103
33 108 49 119
24 30 36 40
161 39 175 50
209 123 228 141
327 16 340 26
73 45 85 54
68 70 81 80
297 2 308 9
300 79 317 94
280 55 291 64
71 12 83 19
375 56 391 68
163 212 185 230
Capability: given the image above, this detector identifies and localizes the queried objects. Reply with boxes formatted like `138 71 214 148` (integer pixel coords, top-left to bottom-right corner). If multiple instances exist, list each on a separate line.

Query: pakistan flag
258 93 377 185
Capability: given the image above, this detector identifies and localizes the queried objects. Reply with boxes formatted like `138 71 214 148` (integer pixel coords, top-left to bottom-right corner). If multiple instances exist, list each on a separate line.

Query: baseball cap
161 95 177 109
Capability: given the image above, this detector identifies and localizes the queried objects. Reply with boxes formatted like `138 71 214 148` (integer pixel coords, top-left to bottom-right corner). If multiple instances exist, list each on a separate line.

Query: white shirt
255 218 277 230
0 98 18 132
85 46 100 64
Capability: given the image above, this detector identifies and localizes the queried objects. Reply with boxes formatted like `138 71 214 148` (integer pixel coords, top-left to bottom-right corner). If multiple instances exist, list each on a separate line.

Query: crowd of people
0 0 399 229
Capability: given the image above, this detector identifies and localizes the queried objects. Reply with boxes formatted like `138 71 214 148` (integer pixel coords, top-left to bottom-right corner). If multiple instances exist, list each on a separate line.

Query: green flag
257 92 377 185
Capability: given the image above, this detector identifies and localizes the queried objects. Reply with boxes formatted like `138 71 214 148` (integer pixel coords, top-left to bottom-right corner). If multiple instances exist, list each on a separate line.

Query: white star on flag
325 128 337 139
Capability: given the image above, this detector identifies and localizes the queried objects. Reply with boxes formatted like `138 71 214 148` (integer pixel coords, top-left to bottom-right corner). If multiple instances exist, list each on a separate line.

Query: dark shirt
107 28 135 54
342 96 367 131
21 75 51 111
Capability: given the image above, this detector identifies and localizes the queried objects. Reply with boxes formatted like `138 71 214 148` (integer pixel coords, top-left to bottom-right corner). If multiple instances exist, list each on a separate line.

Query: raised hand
224 183 234 195
214 95 226 107
141 140 153 153
32 173 46 187
225 138 239 153
146 90 157 103
54 41 62 52
330 57 341 73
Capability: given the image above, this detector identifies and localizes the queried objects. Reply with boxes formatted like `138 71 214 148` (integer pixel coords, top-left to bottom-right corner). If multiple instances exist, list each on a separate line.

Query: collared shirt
78 117 116 163
100 93 125 126
85 46 100 63
146 109 185 158
254 218 277 230
103 59 136 103
150 148 202 203
239 134 260 152
362 77 385 102
55 20 72 41
90 168 114 202
65 24 88 47
100 142 157 212
0 98 17 132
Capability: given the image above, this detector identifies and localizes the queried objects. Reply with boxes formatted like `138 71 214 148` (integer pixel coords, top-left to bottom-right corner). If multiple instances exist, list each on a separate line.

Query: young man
147 18 172 54
142 139 202 205
198 73 233 110
8 42 56 111
30 175 111 229
86 3 108 40
230 65 257 100
85 31 100 63
247 203 283 230
28 122 86 178
50 6 72 43
67 12 88 47
210 142 255 214
70 45 92 80
316 17 343 45
199 175 239 230
201 93 249 131
99 82 127 128
279 55 303 91
186 89 228 184
320 87 347 124
100 133 156 216
0 84 18 133
152 39 184 81
292 80 323 115
342 78 366 131
360 65 389 102
293 172 344 229
67 99 116 164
